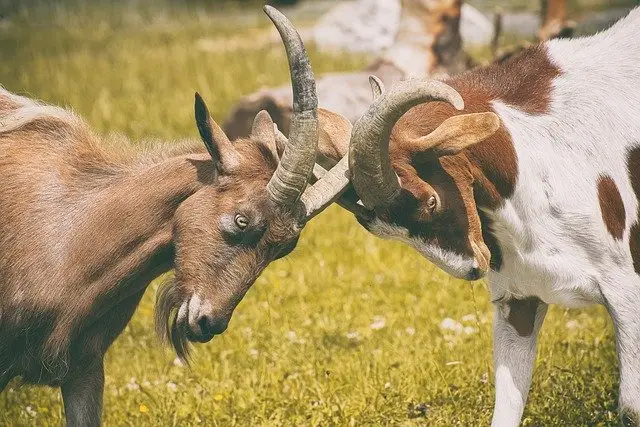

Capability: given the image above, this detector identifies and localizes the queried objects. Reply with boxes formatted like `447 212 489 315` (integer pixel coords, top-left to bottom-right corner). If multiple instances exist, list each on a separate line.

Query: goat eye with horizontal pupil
234 214 249 230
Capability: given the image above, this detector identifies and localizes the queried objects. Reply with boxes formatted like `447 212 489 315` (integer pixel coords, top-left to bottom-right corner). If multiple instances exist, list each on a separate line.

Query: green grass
0 1 623 425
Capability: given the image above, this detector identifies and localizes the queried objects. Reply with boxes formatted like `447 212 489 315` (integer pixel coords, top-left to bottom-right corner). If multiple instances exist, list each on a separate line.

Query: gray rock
460 4 495 47
312 0 401 53
312 0 496 52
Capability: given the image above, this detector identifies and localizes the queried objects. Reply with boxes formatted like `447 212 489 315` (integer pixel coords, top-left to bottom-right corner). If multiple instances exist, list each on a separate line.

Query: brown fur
0 90 303 396
627 148 640 275
507 297 541 337
597 175 626 241
319 44 561 272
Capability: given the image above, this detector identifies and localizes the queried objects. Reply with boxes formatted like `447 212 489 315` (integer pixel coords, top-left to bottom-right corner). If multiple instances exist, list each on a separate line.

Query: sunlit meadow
0 1 624 425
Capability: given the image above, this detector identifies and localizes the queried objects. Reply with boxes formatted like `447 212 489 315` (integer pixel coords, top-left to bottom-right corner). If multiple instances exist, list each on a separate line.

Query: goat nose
197 314 228 339
466 267 481 281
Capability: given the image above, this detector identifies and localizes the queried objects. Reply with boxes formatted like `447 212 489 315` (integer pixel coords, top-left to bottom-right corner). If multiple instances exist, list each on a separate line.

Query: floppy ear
250 110 278 159
408 112 501 156
316 108 352 169
194 92 239 173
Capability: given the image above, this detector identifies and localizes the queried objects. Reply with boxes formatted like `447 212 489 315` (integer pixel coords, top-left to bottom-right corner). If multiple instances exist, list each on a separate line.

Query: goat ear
271 108 351 170
410 112 501 156
316 108 352 170
250 110 278 159
194 92 239 173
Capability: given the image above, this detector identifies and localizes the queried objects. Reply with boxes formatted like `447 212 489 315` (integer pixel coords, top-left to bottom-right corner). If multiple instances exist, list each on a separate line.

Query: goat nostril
197 315 228 338
467 268 480 281
198 315 210 335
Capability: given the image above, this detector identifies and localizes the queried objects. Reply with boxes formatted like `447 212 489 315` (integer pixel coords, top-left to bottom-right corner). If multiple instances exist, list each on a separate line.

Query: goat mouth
175 296 230 343
184 327 216 343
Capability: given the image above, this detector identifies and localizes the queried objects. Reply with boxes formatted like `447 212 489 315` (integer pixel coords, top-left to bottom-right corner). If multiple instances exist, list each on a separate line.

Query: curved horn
349 78 465 209
264 6 318 206
300 155 351 219
369 75 384 100
275 125 355 219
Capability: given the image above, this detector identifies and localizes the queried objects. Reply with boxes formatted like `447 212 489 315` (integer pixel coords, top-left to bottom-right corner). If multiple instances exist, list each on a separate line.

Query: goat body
332 7 640 425
0 90 198 393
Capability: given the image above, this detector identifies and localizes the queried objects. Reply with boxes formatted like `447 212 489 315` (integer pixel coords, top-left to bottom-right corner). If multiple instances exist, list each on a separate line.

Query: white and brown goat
322 7 640 426
0 7 351 426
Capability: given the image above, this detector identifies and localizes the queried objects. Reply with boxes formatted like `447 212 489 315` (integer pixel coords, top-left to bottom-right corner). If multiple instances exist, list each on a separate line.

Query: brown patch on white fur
383 44 560 271
506 297 541 337
597 175 625 241
317 44 561 274
626 147 640 275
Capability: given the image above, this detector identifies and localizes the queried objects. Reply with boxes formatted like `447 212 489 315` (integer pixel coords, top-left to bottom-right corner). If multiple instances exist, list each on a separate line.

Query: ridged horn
264 5 319 206
349 78 464 209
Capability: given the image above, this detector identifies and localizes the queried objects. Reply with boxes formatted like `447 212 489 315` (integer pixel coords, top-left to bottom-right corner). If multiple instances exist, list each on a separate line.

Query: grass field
0 1 628 425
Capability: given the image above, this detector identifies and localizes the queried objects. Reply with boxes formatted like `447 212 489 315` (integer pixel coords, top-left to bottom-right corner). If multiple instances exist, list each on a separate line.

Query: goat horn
300 155 351 219
264 6 318 206
349 78 464 209
369 75 384 100
274 130 354 220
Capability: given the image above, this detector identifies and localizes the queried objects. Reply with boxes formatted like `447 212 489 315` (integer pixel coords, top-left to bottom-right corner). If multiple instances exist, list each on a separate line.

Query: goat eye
426 195 438 213
234 214 249 230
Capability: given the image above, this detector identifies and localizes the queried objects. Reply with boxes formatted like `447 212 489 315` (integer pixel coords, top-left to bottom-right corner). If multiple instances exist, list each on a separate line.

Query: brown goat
0 7 351 426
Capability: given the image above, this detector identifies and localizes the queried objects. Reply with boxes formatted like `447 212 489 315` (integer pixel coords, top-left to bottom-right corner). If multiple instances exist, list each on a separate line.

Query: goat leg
490 297 547 427
601 274 640 426
61 359 104 427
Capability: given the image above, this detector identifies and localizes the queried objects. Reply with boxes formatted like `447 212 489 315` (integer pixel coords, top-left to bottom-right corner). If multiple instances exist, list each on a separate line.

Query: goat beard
155 280 191 364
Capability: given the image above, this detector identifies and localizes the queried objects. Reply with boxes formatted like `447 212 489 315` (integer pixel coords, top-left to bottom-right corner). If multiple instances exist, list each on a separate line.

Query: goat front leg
491 297 547 427
601 273 640 426
61 359 104 427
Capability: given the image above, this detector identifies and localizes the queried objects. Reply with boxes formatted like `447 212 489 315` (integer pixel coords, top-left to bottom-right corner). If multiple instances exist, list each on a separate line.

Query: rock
312 0 401 54
312 0 496 52
460 4 494 47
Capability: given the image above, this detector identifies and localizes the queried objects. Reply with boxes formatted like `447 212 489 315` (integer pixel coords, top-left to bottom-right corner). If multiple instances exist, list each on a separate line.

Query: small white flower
248 348 260 358
287 330 297 341
346 331 360 340
463 326 478 335
370 316 386 330
440 318 463 333
25 406 37 417
480 372 489 383
166 381 178 392
142 380 151 387
461 314 477 323
126 378 140 391
172 357 185 367
566 320 580 329
405 326 416 336
384 382 392 389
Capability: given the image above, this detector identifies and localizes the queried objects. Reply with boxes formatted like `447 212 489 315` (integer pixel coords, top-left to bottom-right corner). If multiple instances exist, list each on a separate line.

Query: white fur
367 218 476 278
479 8 640 425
